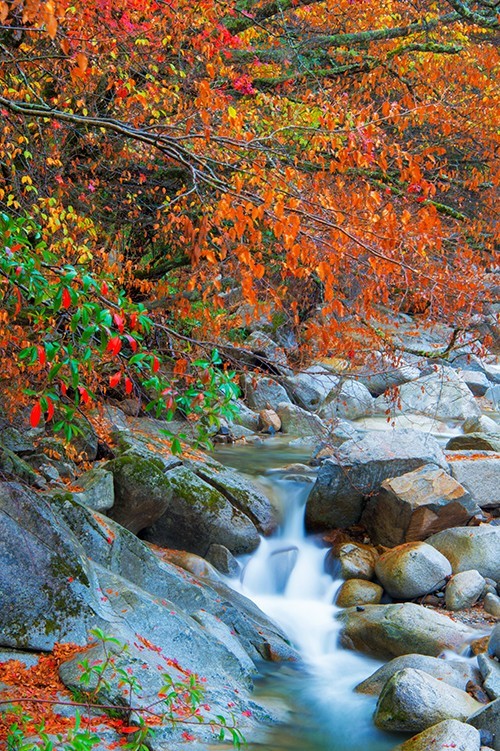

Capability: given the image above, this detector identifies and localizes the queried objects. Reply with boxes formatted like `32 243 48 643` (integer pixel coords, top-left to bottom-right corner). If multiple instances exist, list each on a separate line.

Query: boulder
276 402 328 436
335 579 383 607
362 464 479 547
374 667 482 733
306 429 448 531
445 570 486 611
355 653 480 695
463 415 500 434
105 452 176 533
318 379 374 421
206 544 240 577
459 369 491 396
489 624 500 660
337 602 477 660
325 541 378 581
259 409 281 433
468 699 500 751
72 466 115 511
283 365 339 411
352 352 421 397
427 526 500 581
240 374 291 411
478 654 500 700
232 401 261 432
393 719 481 751
374 367 481 421
142 466 260 557
186 457 278 535
446 451 500 510
375 542 452 600
484 593 500 618
446 434 500 452
485 384 500 409
244 331 291 371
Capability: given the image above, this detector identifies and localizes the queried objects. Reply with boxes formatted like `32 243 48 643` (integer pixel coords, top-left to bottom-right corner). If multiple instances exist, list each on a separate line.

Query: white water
228 473 401 750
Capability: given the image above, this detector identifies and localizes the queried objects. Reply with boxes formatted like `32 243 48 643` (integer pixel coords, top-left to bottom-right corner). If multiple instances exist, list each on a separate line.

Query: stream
213 438 405 750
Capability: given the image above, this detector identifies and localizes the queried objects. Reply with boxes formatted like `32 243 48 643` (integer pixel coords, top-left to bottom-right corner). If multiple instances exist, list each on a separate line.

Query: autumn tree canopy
0 0 498 438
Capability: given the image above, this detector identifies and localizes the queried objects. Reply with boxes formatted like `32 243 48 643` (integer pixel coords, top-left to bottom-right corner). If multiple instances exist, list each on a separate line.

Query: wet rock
374 367 481 421
241 374 291 411
393 719 481 751
362 464 479 547
325 541 378 581
259 409 281 433
337 602 477 660
0 422 36 453
232 401 261 432
446 451 500 510
72 466 114 511
205 544 240 577
355 653 480 695
318 379 374 421
374 668 482 733
306 429 447 531
484 593 500 618
426 526 500 581
446 434 500 452
445 570 486 611
478 654 500 700
0 447 46 488
276 402 328 436
375 542 451 600
142 466 260 557
485 384 500 409
468 699 500 751
335 579 383 607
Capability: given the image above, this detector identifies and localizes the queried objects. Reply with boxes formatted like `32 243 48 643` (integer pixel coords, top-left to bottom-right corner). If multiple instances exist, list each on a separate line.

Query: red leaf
78 386 90 404
113 313 125 333
124 376 133 394
109 371 122 388
30 401 42 428
106 336 122 355
60 382 67 396
152 356 160 373
46 396 55 421
62 287 71 308
37 346 46 366
120 727 139 734
101 281 109 296
125 335 137 352
129 312 137 329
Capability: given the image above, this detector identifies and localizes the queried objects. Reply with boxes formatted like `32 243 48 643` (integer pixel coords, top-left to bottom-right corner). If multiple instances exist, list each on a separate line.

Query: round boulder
393 719 481 751
335 579 383 608
445 570 485 611
426 526 500 581
375 542 452 600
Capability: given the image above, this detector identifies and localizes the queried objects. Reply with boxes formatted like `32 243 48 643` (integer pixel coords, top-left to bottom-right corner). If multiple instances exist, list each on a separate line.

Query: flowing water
213 439 405 750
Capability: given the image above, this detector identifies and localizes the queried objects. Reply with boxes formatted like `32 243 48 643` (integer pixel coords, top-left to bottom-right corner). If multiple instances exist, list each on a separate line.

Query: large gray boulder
142 466 260 557
478 654 500 700
283 365 339 411
185 456 278 535
426 526 500 581
445 570 486 611
355 653 480 695
374 668 482 733
306 429 448 530
374 542 452 600
447 451 500 510
72 466 115 511
241 374 291 411
468 699 500 751
276 402 328 436
374 367 481 421
393 719 481 751
318 379 374 421
337 603 477 660
352 352 421 397
362 464 479 547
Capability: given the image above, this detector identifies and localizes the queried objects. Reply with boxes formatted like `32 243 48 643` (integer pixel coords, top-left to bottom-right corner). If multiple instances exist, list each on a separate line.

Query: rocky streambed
1 335 500 750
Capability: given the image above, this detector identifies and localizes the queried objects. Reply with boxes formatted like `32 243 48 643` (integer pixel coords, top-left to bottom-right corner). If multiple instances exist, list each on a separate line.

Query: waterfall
227 469 400 751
